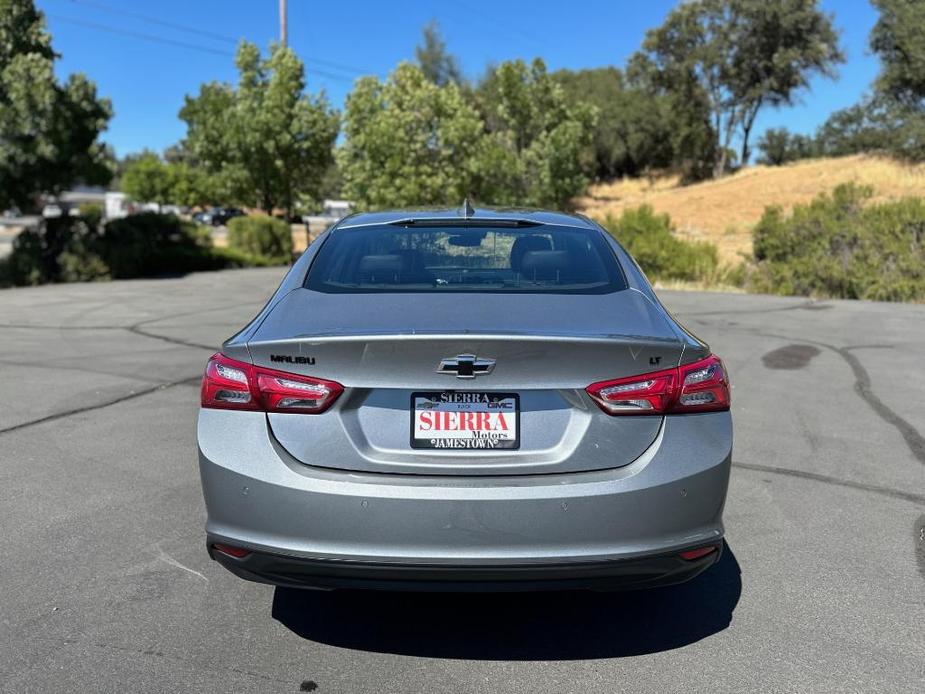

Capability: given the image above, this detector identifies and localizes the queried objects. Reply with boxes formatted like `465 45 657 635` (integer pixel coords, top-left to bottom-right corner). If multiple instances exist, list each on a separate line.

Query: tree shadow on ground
272 542 741 660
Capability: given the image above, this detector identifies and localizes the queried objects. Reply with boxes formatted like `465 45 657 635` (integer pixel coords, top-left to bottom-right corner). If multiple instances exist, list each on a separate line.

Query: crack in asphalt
1 297 263 350
0 357 177 385
673 299 820 317
684 315 925 466
832 345 925 465
0 376 201 436
1 320 217 349
733 461 925 506
126 324 216 351
915 514 925 579
0 309 237 434
74 638 295 687
1 323 126 330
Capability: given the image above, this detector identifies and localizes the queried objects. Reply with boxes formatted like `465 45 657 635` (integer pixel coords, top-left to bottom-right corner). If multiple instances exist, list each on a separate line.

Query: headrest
519 250 571 281
510 235 552 271
358 254 403 282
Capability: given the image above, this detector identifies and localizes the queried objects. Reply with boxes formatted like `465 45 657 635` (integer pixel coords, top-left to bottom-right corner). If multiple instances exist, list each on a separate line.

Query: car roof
335 203 597 230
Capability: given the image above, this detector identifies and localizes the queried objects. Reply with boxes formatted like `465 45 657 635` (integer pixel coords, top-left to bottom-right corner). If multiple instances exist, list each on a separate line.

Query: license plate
411 392 520 450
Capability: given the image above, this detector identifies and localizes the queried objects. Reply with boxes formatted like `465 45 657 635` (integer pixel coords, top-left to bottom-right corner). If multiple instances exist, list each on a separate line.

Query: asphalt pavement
1 268 923 693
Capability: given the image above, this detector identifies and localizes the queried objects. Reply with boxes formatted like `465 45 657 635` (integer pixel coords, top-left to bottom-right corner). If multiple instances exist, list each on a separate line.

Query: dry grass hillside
577 154 925 264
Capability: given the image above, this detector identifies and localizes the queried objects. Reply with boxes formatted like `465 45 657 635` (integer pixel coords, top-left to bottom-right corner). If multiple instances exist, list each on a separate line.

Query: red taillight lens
586 367 678 415
255 371 343 413
200 353 343 414
212 543 250 558
586 354 729 416
675 354 730 413
201 354 258 410
679 545 718 561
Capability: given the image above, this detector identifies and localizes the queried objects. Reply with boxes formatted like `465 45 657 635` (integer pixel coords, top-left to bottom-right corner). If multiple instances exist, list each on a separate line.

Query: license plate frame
410 391 520 450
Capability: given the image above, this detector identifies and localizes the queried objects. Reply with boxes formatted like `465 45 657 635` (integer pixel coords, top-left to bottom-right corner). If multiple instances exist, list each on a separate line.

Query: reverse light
201 353 343 414
587 354 729 416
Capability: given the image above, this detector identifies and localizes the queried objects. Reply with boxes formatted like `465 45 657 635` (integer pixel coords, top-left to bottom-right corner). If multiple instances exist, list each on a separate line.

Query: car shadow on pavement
271 542 741 660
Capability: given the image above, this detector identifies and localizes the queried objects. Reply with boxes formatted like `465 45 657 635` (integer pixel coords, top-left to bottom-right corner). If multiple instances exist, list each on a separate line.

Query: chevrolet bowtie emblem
437 354 496 379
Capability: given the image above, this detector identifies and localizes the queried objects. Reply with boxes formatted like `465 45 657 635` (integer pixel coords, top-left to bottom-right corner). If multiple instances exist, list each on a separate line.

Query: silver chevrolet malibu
198 203 732 591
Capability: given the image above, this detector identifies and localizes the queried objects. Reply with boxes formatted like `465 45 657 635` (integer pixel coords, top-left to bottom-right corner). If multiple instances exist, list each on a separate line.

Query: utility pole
279 0 287 46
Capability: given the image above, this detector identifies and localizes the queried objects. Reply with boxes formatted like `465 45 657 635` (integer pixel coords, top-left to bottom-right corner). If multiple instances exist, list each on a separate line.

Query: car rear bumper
207 540 723 592
198 410 732 590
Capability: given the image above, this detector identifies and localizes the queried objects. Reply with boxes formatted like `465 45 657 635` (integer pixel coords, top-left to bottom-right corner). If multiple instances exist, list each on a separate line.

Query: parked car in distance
192 209 213 225
210 207 245 226
198 202 733 592
193 207 245 226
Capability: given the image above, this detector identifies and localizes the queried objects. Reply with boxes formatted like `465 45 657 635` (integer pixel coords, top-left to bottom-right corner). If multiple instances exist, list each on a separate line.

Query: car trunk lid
245 289 683 475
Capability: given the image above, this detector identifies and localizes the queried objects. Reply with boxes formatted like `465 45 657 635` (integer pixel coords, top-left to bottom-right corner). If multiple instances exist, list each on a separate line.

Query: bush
0 212 273 288
210 246 276 268
78 202 104 229
226 216 292 264
98 212 228 278
1 216 107 286
751 183 925 301
598 206 721 283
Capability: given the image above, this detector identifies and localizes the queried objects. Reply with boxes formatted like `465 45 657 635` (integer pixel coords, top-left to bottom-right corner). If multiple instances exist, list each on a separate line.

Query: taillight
587 354 729 416
679 545 718 561
585 366 677 414
201 354 257 410
675 354 731 413
200 353 343 414
212 543 250 558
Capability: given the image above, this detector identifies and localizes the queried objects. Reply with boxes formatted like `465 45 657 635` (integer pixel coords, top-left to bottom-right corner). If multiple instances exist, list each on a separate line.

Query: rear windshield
305 224 626 294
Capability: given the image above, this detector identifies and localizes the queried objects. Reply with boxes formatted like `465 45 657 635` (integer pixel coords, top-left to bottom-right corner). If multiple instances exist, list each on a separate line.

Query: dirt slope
577 154 925 264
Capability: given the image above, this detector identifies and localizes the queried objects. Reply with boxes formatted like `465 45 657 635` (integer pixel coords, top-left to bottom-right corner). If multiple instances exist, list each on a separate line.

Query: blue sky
40 0 882 158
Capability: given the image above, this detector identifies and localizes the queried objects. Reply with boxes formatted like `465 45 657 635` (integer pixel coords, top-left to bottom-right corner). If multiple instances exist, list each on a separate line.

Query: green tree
120 151 171 206
339 63 484 208
476 58 597 208
120 150 221 208
166 161 220 208
814 98 896 156
0 0 112 211
756 127 817 165
340 60 596 210
870 0 925 107
632 0 843 176
868 0 925 161
554 66 714 179
415 20 463 87
180 41 339 216
626 55 718 182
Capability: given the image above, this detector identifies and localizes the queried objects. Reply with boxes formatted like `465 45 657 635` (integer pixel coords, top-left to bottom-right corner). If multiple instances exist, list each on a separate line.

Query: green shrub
1 216 105 286
750 183 925 301
226 216 292 264
98 212 228 278
0 256 10 288
598 206 721 283
210 246 276 268
78 203 104 229
0 212 275 288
